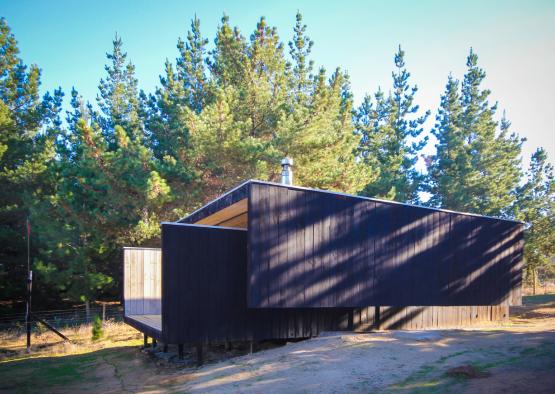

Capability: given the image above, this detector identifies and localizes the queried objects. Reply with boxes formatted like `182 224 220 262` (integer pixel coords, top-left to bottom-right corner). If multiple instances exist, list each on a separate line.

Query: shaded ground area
1 294 554 393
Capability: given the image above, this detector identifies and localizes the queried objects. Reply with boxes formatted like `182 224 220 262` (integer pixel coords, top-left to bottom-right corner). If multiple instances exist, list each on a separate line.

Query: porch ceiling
194 198 248 228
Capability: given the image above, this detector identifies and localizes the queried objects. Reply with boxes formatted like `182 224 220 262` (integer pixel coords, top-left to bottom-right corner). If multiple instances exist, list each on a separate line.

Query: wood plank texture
163 222 344 344
248 182 524 308
132 180 524 344
195 199 248 228
123 248 161 316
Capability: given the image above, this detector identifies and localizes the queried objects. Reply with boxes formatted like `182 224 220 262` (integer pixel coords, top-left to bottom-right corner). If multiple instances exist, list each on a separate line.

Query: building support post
196 343 203 366
178 344 184 360
152 338 157 348
143 334 148 348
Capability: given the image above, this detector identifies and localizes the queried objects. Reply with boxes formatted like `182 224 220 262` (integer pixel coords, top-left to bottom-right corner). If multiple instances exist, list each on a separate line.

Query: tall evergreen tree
144 17 211 216
34 37 170 306
188 14 370 196
97 35 142 147
356 46 429 203
187 16 288 199
280 66 372 193
427 49 523 216
0 18 63 306
513 148 555 293
288 12 314 103
426 75 466 208
208 15 248 87
176 15 209 113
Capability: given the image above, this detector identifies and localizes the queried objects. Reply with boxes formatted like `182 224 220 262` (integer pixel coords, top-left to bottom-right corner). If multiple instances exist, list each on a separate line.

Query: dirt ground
1 294 554 393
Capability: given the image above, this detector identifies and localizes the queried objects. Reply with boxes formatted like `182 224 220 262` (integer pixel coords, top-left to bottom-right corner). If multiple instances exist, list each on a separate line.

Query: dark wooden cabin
123 180 523 350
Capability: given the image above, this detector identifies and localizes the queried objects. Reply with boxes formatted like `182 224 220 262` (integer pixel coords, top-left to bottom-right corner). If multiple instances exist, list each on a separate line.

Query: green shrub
35 321 47 335
91 316 104 341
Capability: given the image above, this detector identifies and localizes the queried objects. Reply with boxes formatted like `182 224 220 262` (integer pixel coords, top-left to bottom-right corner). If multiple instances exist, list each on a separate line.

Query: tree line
1 13 553 310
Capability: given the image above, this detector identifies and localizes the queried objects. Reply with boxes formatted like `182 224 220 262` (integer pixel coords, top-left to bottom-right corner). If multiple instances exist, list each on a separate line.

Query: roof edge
250 180 524 225
176 179 525 225
175 180 251 223
162 221 248 232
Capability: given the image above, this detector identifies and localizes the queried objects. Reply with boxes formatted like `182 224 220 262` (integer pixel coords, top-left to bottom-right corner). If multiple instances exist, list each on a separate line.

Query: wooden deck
125 314 162 337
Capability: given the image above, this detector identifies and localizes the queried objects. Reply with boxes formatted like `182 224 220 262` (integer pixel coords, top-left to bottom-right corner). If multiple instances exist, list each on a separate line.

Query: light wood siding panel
123 248 161 316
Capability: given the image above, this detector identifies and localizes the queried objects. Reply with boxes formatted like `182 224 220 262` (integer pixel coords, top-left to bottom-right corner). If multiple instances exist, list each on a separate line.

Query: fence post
26 270 33 353
85 300 90 322
102 303 106 325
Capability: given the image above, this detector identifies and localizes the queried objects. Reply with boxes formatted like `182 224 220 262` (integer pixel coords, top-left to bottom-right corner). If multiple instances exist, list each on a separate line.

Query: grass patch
0 321 144 393
392 350 470 389
0 353 96 393
0 344 145 394
389 342 555 393
472 343 555 372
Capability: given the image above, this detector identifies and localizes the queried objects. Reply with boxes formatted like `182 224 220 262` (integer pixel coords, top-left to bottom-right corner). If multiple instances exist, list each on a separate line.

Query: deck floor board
126 314 162 332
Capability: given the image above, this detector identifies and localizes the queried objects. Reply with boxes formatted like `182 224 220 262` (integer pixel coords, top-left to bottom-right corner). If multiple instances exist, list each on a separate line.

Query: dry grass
523 284 555 295
0 320 143 362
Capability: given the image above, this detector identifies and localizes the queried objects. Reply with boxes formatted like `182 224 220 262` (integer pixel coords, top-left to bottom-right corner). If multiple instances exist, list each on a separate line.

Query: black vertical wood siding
158 180 522 344
159 222 509 344
248 183 524 308
162 222 357 343
162 223 246 344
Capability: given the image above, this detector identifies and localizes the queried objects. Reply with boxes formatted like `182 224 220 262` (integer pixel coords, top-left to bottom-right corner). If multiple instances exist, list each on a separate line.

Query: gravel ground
1 295 554 393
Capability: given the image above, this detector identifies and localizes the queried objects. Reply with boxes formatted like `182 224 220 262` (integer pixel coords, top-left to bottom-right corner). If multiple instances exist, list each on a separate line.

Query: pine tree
288 12 314 103
208 15 248 87
281 66 372 193
34 37 170 305
187 16 288 198
97 34 142 147
0 18 63 305
426 75 466 208
427 49 523 216
188 14 369 196
513 148 555 293
356 46 429 203
176 15 209 113
144 17 210 216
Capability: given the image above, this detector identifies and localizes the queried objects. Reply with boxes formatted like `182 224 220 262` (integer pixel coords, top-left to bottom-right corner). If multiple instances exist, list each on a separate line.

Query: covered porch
123 247 162 341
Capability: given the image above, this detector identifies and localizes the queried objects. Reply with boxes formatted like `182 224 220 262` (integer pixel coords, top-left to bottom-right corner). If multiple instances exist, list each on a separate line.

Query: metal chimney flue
281 157 294 185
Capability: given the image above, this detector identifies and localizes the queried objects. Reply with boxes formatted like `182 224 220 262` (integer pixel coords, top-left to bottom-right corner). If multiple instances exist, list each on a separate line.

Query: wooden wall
162 223 249 344
248 182 524 309
123 247 162 315
160 223 510 344
162 223 365 343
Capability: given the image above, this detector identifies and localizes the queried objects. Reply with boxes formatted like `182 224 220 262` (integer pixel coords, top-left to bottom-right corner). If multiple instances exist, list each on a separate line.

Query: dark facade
247 182 523 308
125 180 523 345
161 222 359 343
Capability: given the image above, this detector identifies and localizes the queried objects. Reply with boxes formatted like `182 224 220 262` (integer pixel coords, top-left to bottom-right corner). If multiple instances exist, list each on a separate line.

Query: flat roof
178 179 524 225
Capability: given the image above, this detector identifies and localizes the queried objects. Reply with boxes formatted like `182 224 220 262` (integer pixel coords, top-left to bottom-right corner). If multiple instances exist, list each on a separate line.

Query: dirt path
171 295 555 393
1 295 554 393
176 329 555 393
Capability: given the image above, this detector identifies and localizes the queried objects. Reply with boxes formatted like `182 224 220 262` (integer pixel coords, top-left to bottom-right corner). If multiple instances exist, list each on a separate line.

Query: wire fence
0 304 124 332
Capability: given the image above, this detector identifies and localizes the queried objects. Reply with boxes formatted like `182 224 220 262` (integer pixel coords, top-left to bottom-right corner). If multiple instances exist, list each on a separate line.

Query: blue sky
3 0 554 167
